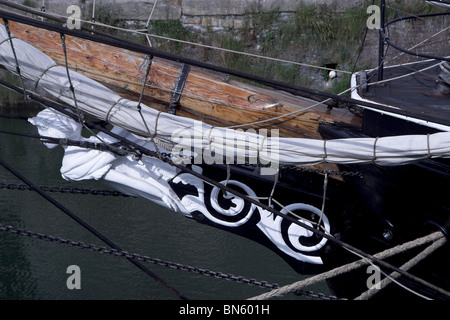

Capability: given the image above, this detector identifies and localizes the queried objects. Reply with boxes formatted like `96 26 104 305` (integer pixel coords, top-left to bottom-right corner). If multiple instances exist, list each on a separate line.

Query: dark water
0 110 333 301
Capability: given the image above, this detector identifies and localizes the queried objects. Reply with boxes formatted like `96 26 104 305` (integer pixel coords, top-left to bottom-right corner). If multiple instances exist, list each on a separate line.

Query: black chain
294 289 347 300
0 223 278 289
283 165 363 178
0 181 349 299
161 151 363 178
0 182 133 197
0 223 344 299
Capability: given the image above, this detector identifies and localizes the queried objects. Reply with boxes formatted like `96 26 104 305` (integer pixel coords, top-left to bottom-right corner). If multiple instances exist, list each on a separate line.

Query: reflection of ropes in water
354 235 447 300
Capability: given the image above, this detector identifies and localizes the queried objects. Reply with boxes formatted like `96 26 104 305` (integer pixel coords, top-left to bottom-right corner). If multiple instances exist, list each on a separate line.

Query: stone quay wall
26 0 365 31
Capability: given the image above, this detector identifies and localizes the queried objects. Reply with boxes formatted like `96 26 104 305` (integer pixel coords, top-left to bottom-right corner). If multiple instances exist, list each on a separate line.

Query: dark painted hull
318 112 450 299
168 161 355 275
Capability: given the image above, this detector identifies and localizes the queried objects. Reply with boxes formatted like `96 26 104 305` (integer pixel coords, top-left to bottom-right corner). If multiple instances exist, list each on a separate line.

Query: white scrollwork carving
280 203 330 253
257 202 329 264
208 180 257 226
172 169 330 264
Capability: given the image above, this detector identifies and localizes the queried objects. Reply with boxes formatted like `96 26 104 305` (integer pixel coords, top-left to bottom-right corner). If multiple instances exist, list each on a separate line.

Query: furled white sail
1 23 450 170
29 107 330 264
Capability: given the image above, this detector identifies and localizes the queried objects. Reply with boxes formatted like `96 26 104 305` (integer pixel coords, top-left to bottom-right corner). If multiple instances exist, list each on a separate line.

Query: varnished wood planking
7 21 361 140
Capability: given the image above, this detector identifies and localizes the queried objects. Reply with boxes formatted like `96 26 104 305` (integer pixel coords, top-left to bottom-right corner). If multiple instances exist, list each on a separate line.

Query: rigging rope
136 54 154 136
383 11 450 62
0 155 189 300
1 3 448 133
0 6 398 111
2 18 27 100
144 0 158 47
0 223 280 291
0 182 133 197
355 235 447 300
26 4 353 76
12 2 445 130
383 26 449 66
59 31 113 148
60 33 83 123
0 4 449 299
248 231 446 300
224 54 391 129
2 79 447 300
367 59 447 87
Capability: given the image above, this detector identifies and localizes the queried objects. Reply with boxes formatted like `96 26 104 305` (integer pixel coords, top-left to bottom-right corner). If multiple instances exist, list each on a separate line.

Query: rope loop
207 126 215 154
3 17 27 100
258 135 267 164
34 63 58 92
152 111 162 139
372 137 379 165
427 134 432 158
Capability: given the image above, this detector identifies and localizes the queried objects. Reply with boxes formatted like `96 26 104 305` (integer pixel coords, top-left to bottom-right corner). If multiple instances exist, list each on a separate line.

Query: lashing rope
2 18 27 100
249 231 447 300
0 155 189 300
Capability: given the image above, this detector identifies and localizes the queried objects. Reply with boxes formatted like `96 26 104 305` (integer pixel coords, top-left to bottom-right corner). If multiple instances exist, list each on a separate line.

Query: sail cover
1 23 450 168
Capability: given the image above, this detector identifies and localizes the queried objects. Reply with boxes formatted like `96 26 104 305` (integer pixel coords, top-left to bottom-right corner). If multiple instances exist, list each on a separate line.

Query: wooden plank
7 21 361 139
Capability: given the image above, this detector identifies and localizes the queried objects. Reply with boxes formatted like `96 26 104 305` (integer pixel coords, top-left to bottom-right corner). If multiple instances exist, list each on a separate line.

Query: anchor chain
0 182 133 197
0 223 343 299
0 223 278 289
282 165 363 178
294 289 345 300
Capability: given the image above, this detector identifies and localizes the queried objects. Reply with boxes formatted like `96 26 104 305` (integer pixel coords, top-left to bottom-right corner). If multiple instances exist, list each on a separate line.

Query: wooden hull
8 21 361 140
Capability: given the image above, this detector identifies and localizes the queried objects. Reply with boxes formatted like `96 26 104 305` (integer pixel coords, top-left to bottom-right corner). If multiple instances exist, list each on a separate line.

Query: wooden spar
7 21 361 139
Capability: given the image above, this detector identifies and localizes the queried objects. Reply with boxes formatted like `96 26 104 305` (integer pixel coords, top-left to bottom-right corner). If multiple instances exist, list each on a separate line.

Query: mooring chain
0 182 133 197
0 224 278 289
286 165 364 178
0 223 342 299
158 151 362 178
294 289 345 300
